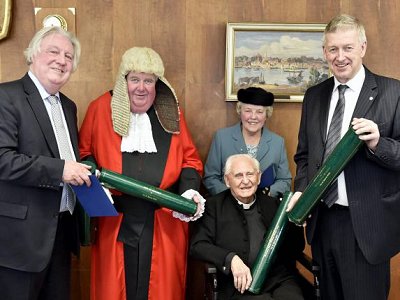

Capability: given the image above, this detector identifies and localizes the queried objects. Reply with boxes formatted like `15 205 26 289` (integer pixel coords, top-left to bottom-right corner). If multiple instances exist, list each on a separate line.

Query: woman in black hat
203 87 292 197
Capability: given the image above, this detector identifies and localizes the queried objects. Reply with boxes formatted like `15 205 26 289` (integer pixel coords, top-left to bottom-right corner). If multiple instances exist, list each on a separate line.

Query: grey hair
323 14 367 46
236 101 273 119
224 154 260 176
24 26 81 72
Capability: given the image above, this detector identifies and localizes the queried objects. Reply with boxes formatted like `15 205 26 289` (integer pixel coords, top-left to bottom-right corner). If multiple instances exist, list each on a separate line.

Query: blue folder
71 175 118 217
259 165 275 188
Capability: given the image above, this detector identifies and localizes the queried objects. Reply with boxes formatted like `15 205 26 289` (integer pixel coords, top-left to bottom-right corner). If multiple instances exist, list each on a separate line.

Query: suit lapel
232 123 247 153
352 68 378 118
257 128 271 162
59 94 79 159
319 79 335 143
23 74 60 158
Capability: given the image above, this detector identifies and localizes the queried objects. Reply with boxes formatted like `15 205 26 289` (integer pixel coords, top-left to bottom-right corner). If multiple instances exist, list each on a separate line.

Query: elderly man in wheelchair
190 154 305 299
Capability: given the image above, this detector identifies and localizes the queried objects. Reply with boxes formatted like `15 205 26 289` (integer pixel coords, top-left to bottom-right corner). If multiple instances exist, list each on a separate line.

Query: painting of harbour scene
225 23 330 101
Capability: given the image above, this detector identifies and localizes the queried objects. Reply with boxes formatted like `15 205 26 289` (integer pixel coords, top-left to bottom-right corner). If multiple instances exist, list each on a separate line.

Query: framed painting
225 22 329 102
0 0 11 40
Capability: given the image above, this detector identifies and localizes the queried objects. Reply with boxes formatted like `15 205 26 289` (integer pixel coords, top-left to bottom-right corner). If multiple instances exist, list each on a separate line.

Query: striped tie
323 85 348 207
48 95 76 214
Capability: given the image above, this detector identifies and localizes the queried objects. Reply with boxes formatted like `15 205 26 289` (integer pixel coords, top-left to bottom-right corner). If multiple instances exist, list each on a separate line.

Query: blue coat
203 122 292 197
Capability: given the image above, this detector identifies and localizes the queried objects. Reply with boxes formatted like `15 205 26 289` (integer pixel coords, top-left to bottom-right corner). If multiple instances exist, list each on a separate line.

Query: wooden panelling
1 1 400 299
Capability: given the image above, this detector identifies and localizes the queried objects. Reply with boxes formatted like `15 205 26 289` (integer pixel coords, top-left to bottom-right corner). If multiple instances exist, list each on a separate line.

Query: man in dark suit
287 14 400 300
0 26 91 300
190 154 304 299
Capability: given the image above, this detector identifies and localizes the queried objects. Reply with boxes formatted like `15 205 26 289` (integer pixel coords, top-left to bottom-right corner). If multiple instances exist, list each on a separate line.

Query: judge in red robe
79 47 203 300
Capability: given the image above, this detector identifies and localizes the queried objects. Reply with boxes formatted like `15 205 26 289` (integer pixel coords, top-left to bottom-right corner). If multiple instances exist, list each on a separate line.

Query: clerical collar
236 195 256 210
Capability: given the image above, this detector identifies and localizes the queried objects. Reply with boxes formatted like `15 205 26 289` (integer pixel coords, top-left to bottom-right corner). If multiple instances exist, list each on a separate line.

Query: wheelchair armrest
296 252 321 300
203 253 320 300
205 263 217 274
204 263 218 300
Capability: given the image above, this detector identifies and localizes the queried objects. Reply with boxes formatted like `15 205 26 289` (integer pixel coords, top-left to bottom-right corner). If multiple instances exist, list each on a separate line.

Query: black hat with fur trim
237 87 274 106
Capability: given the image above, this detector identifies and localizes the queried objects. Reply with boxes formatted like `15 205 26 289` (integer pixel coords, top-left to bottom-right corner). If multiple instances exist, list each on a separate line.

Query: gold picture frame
225 22 329 102
0 0 12 40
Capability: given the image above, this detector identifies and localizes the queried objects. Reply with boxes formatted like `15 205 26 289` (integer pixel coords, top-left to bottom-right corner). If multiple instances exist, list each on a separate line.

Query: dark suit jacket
190 189 305 299
0 73 80 272
294 66 400 264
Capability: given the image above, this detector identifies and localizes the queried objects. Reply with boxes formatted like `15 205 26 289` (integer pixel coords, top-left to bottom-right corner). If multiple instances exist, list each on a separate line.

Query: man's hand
286 191 302 212
62 160 92 187
192 194 202 216
173 189 206 222
352 117 380 151
286 191 308 226
231 255 252 294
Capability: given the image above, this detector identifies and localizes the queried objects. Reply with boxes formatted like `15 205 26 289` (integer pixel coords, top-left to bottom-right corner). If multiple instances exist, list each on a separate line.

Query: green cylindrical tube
248 192 292 294
287 127 363 225
99 168 197 216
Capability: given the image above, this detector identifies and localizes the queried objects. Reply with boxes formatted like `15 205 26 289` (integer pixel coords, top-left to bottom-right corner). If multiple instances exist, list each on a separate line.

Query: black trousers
312 205 390 300
0 212 72 300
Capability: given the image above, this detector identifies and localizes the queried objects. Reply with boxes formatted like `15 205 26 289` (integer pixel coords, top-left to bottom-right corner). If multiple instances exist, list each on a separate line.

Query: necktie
48 95 76 214
323 85 348 207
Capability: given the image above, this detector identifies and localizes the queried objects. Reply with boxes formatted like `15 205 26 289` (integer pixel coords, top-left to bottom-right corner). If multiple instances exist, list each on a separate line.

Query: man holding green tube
287 14 400 300
191 154 304 299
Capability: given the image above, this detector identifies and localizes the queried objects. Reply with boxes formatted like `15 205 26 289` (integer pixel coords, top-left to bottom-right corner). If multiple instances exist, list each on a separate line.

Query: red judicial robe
79 92 203 300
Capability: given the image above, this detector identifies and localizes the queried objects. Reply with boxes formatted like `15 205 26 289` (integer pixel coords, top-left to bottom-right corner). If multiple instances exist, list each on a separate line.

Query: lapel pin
369 96 374 101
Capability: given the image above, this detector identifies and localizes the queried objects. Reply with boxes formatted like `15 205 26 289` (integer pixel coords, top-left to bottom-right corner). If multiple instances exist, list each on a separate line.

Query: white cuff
172 189 206 222
101 185 114 204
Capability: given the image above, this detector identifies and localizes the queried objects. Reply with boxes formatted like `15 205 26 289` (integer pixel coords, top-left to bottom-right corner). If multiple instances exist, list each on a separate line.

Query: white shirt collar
334 65 365 94
28 71 60 100
236 195 256 209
